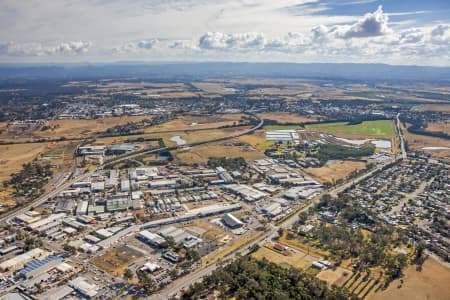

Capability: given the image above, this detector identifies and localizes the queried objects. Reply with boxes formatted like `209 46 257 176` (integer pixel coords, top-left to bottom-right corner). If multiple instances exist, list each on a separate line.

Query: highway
0 117 264 224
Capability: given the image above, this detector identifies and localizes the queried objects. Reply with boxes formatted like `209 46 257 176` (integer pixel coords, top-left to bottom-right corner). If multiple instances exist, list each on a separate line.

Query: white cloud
112 39 159 53
335 5 391 39
0 41 92 56
198 32 266 50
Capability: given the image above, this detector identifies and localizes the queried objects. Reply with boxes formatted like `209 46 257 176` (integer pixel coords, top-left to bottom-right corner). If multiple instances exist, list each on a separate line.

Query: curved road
0 118 264 224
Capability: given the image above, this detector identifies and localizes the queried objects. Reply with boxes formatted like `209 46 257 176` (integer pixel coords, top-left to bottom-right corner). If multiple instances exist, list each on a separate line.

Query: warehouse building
222 213 244 229
137 230 167 248
0 248 48 272
27 213 66 232
69 277 98 298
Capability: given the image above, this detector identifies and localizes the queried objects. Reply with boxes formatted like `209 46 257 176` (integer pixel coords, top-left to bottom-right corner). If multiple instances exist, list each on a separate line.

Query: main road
0 118 264 224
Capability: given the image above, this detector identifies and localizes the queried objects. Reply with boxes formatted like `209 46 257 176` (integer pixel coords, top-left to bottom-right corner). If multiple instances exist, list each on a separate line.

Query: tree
137 270 157 292
123 268 134 281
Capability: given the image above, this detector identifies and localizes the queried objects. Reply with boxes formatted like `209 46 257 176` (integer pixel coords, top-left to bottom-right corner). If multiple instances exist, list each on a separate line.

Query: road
396 113 407 160
0 118 264 224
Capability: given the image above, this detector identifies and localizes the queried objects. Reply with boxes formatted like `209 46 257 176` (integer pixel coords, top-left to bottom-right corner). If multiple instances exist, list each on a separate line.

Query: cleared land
0 143 48 182
145 114 244 133
306 120 395 139
257 112 319 124
306 160 367 184
238 130 275 152
252 244 311 270
402 123 450 159
91 245 144 276
425 120 450 134
414 104 450 113
317 267 352 288
371 258 450 300
172 140 264 164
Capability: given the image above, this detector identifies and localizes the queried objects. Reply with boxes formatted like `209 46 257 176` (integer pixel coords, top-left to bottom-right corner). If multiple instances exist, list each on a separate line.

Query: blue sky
0 0 449 65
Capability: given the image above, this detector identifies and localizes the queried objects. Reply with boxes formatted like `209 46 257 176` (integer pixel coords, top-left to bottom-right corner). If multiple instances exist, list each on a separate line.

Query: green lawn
263 125 301 130
306 120 395 138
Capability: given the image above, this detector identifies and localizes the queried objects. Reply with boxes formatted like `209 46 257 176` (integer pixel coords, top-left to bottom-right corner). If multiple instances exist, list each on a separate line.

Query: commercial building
108 143 135 155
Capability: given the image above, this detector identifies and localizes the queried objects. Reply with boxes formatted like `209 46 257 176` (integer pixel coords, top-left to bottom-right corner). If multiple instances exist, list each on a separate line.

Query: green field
263 125 301 130
306 120 395 138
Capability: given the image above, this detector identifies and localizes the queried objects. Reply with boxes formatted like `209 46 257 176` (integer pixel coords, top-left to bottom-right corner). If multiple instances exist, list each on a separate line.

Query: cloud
398 28 424 44
198 32 266 50
335 5 390 39
112 39 159 53
0 41 92 56
169 40 198 50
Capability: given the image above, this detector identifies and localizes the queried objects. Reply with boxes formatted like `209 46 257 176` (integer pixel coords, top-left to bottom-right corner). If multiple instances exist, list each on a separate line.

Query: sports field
306 120 395 138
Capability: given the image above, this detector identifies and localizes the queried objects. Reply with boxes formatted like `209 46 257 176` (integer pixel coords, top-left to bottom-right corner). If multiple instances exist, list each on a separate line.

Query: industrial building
265 130 300 144
225 184 267 202
27 213 66 233
0 248 48 272
69 277 98 298
222 213 244 229
137 230 167 248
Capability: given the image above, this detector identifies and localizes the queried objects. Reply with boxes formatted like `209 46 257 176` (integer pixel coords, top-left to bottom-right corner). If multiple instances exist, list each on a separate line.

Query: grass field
370 257 450 300
257 112 319 124
306 160 367 184
263 125 301 130
279 230 329 259
238 130 275 151
91 245 144 276
145 114 244 134
0 143 48 182
306 120 395 138
252 244 311 270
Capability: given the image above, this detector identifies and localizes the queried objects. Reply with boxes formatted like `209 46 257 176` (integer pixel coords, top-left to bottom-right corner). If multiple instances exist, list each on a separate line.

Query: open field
402 123 450 159
41 116 151 139
0 143 49 182
263 124 301 130
91 245 144 277
371 257 450 300
172 140 264 164
188 219 228 242
306 120 395 139
192 82 236 95
145 114 244 133
317 267 352 288
203 230 264 266
279 230 328 259
306 160 367 184
238 130 275 152
425 120 450 134
252 244 311 270
257 112 320 124
414 104 450 113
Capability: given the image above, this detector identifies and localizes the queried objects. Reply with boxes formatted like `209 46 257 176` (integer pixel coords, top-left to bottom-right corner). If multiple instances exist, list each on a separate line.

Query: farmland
306 120 395 139
402 123 450 159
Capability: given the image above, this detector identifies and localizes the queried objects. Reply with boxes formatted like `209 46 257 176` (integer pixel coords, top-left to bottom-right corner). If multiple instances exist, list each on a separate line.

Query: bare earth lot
371 258 450 300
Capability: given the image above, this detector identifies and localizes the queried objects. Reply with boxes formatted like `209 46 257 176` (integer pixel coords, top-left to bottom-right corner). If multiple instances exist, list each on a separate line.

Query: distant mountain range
0 62 449 82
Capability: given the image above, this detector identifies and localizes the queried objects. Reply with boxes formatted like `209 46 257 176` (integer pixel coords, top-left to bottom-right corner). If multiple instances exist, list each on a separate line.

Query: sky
1 0 450 66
